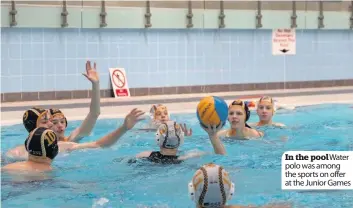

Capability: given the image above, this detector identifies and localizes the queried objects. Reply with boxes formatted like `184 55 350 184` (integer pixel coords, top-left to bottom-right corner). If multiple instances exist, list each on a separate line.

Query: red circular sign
112 69 126 88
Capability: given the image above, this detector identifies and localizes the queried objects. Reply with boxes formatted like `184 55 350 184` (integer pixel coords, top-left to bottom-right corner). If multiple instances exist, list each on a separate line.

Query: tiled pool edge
2 79 353 103
2 87 353 112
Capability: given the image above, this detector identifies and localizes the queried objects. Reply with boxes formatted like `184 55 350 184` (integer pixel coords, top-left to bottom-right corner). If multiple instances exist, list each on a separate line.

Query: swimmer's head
188 163 235 208
23 107 52 133
256 96 275 121
25 127 59 161
49 108 67 139
155 121 184 150
150 104 169 123
228 100 251 129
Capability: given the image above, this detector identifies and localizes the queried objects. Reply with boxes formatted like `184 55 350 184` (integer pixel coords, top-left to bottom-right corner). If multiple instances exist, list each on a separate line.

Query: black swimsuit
147 151 182 164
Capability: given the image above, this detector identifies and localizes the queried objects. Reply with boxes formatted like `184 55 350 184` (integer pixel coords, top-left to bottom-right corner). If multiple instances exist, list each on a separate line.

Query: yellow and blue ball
196 96 228 129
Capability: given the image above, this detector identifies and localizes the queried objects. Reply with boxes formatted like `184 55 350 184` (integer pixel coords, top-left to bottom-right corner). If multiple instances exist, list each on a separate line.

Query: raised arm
202 124 227 155
67 61 101 142
209 134 226 155
69 108 145 151
178 151 209 160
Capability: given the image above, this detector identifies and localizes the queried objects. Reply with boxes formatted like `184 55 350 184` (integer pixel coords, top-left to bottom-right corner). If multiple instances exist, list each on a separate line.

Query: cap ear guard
149 105 157 119
244 105 250 122
188 181 196 201
23 108 48 132
228 182 235 201
155 127 162 145
23 110 37 133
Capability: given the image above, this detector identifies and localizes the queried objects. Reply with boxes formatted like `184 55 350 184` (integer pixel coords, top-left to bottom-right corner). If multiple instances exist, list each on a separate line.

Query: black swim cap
23 107 48 133
49 108 68 127
25 127 59 160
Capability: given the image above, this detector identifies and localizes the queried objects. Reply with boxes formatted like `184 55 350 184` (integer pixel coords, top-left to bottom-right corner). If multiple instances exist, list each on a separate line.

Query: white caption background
281 151 353 190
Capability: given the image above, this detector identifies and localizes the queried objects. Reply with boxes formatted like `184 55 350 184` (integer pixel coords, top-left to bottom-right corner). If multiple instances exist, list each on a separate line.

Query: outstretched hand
180 123 192 136
200 123 223 136
123 108 145 130
83 60 99 83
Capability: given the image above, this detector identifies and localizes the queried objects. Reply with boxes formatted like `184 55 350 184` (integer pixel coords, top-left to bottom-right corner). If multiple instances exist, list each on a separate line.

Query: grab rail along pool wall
186 0 193 29
100 0 107 28
291 1 297 29
61 0 69 28
9 0 17 27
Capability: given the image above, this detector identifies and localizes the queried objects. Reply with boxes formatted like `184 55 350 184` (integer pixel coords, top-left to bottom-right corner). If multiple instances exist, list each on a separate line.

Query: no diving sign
272 29 296 55
109 68 131 97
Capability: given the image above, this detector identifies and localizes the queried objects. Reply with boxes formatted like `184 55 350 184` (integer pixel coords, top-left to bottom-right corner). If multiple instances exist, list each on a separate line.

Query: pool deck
1 86 353 126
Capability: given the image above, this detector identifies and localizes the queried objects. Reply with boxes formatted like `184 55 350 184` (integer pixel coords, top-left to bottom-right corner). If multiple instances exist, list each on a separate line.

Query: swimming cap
23 107 48 132
188 163 235 208
25 127 59 160
155 121 184 149
258 96 273 104
49 108 68 127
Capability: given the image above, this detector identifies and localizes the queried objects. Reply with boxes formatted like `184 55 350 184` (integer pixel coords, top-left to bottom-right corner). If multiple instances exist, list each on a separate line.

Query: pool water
1 104 353 208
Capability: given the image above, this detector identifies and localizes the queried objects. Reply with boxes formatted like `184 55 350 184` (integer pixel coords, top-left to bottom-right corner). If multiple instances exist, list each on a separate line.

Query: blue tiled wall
1 28 353 93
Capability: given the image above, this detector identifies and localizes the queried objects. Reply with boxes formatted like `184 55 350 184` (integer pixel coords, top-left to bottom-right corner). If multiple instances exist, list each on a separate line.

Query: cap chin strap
228 182 235 200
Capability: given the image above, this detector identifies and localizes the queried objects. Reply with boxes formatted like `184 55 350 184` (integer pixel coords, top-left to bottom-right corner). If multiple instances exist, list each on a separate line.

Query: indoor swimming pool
1 103 353 208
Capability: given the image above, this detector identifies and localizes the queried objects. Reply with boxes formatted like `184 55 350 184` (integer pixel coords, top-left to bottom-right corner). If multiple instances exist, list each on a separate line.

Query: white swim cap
155 121 184 149
188 164 235 208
